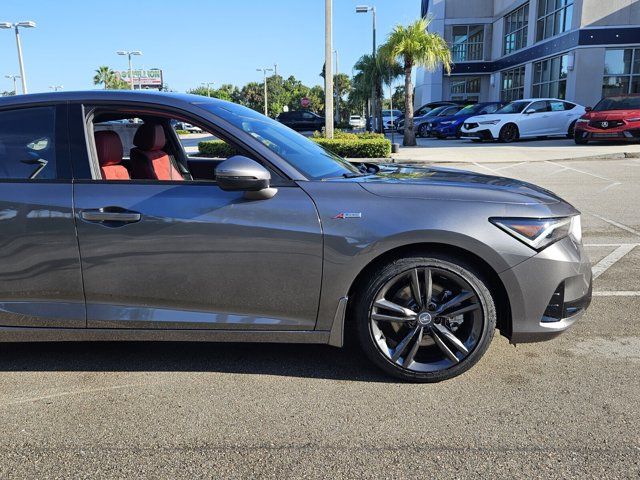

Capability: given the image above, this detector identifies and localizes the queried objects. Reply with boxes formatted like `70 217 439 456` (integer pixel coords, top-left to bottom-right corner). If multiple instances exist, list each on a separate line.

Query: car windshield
197 101 360 180
424 106 449 117
495 101 530 114
593 96 640 111
457 104 484 115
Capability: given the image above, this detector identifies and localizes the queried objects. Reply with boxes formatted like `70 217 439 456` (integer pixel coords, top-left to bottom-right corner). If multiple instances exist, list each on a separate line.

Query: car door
70 104 323 331
0 103 86 329
517 100 551 136
301 112 317 131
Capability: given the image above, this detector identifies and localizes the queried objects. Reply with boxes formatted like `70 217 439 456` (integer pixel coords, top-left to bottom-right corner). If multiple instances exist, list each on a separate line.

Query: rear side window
0 107 57 180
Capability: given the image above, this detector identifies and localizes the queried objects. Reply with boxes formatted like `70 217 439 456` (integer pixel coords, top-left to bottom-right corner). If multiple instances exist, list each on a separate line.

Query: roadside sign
301 97 311 108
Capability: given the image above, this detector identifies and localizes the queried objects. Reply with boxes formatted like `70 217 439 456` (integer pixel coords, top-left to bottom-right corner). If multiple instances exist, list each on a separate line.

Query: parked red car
574 94 640 144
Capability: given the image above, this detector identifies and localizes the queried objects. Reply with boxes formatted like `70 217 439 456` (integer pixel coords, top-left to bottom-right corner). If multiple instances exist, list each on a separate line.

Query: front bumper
575 128 640 142
499 236 593 343
461 129 495 140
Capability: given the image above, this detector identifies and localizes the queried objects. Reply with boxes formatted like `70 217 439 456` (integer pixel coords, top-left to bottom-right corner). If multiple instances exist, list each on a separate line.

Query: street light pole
324 0 334 138
5 74 20 95
256 68 273 116
201 82 215 97
356 6 377 132
117 50 142 90
334 49 340 125
0 21 36 94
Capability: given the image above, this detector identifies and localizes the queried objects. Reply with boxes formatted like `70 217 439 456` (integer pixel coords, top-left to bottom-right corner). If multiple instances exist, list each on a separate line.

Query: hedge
198 140 240 158
198 137 391 159
311 138 391 158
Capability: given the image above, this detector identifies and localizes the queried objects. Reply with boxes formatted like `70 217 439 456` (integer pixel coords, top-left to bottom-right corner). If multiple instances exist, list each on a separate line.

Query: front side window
532 54 569 99
0 106 57 180
602 48 640 97
500 66 526 102
450 76 481 102
197 101 360 180
496 101 530 114
593 96 640 111
536 0 573 42
504 3 529 55
451 25 484 62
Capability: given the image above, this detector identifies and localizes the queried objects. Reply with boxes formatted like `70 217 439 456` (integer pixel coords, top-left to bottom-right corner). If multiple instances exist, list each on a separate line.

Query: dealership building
415 0 640 108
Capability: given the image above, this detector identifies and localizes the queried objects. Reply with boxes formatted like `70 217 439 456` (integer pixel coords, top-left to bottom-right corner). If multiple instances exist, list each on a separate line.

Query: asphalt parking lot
1 158 639 478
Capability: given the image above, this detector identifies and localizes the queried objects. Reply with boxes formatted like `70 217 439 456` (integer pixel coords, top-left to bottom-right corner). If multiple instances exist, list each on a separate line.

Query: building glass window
532 54 569 99
450 76 481 101
451 25 484 62
536 0 573 42
504 3 529 55
500 66 526 102
602 48 640 96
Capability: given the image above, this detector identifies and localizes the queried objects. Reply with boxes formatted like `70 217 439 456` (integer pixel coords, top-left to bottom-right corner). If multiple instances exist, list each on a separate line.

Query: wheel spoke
402 327 424 367
433 323 469 355
372 313 415 323
391 325 421 362
424 268 432 305
410 268 422 308
374 299 417 317
436 291 475 315
430 329 459 363
444 303 480 318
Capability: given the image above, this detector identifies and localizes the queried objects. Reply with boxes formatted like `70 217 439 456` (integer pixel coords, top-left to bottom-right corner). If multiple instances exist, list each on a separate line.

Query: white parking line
593 291 640 297
545 161 620 183
585 243 640 247
472 162 502 175
592 244 636 279
494 161 526 171
588 213 640 237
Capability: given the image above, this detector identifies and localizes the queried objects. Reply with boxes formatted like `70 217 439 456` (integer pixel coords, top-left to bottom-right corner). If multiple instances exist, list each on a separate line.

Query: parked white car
460 99 585 143
349 115 366 128
174 122 203 134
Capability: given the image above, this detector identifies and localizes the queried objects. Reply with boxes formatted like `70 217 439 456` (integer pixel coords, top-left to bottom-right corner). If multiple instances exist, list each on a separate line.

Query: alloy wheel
369 267 484 373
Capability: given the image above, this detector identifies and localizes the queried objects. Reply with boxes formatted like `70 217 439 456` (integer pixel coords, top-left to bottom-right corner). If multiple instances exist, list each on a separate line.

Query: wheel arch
344 242 512 340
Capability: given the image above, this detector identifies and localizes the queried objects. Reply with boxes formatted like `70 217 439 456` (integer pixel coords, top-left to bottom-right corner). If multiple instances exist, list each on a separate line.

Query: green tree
93 66 115 90
381 17 452 146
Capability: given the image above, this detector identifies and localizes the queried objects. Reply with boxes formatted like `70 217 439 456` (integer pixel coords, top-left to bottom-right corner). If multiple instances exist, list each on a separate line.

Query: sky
0 0 420 94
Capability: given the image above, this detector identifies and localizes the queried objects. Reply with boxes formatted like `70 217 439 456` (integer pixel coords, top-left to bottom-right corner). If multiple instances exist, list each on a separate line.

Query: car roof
0 90 229 109
518 98 575 102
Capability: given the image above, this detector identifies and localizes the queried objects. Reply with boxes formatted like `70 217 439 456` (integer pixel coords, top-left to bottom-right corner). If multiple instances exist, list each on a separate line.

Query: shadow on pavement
0 341 394 383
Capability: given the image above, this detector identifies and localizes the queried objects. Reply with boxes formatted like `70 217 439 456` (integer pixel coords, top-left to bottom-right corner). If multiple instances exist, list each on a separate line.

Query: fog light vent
542 282 565 323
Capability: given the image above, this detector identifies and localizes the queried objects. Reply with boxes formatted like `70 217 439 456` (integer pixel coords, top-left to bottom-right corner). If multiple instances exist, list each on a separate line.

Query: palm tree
381 18 452 146
353 53 403 133
93 66 115 90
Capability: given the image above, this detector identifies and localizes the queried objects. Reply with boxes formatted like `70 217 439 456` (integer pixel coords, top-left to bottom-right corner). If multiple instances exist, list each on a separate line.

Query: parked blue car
429 102 506 139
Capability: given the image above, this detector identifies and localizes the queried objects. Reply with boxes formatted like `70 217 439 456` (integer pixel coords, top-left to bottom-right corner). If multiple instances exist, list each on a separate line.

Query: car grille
589 120 624 129
464 122 478 129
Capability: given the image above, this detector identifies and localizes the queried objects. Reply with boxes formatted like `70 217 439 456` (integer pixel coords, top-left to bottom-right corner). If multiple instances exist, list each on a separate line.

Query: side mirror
585 106 593 112
524 108 536 115
216 156 276 199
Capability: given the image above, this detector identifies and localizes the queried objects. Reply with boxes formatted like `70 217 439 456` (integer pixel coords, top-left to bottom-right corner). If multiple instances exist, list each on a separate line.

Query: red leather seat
130 124 184 181
94 130 130 180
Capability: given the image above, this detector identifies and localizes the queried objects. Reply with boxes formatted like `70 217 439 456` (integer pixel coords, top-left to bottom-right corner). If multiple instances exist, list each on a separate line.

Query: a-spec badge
333 212 362 219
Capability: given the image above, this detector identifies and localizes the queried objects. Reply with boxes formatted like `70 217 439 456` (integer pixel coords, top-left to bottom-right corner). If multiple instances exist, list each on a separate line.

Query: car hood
354 165 562 205
432 114 463 124
465 113 510 123
584 109 640 120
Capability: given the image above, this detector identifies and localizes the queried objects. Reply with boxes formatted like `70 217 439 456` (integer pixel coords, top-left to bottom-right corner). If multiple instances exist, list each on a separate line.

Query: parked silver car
0 91 592 382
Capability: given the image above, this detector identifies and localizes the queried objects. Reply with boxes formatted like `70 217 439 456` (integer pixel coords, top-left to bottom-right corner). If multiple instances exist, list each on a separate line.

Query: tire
498 123 519 143
567 120 577 139
352 253 496 383
574 135 588 145
417 123 429 138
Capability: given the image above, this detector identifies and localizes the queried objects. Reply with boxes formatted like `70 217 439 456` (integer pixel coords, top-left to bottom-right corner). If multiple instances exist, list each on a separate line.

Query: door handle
81 208 142 224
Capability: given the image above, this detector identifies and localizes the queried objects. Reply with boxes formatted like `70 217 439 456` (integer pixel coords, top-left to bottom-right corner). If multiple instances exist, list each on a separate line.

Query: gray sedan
0 91 592 382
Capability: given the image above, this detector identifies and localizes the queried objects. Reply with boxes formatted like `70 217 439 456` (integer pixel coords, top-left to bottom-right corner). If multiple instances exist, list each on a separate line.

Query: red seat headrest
94 130 124 166
133 124 166 151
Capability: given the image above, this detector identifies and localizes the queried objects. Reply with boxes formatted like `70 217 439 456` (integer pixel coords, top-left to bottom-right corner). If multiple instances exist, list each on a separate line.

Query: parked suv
276 110 325 131
574 95 640 144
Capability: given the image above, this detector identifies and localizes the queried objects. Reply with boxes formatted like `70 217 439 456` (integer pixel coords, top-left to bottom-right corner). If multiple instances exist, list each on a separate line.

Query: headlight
479 120 500 125
626 117 640 122
576 119 589 124
490 216 574 251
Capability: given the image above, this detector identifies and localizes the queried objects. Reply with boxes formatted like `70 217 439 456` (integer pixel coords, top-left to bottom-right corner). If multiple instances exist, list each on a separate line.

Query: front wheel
498 123 519 143
567 120 577 139
353 254 496 382
417 123 429 138
574 134 588 145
